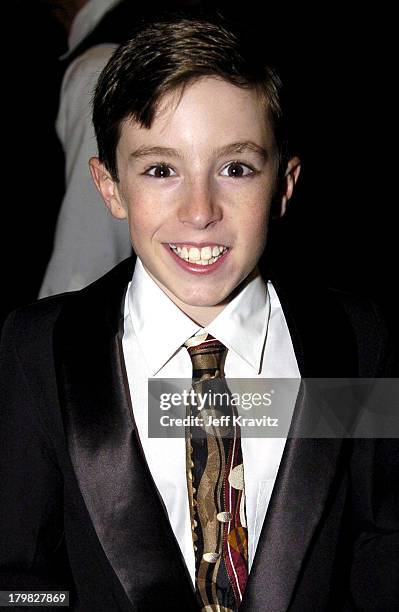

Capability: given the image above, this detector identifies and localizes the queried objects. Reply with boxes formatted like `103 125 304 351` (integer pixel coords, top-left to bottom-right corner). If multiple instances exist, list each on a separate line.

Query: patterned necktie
184 333 248 611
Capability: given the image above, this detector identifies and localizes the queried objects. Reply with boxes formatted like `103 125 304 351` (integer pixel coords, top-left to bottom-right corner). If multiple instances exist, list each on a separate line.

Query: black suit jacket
1 257 398 611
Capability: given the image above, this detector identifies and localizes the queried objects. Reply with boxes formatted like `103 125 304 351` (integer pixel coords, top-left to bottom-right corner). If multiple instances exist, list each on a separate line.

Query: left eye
145 164 177 178
220 162 254 178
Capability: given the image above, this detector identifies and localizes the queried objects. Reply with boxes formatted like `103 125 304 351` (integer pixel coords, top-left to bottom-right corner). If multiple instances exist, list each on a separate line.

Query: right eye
144 164 177 178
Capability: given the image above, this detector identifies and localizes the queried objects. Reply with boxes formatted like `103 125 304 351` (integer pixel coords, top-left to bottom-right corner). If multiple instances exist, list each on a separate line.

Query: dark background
3 1 397 346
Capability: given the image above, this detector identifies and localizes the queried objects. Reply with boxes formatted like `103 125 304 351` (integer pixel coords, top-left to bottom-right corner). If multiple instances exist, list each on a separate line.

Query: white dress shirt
122 259 300 584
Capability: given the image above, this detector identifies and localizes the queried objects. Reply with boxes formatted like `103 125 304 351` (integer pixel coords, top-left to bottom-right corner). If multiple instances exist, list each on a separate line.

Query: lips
164 243 229 274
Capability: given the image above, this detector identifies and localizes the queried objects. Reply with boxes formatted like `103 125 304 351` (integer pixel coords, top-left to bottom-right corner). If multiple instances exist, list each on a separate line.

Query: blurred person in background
38 0 131 297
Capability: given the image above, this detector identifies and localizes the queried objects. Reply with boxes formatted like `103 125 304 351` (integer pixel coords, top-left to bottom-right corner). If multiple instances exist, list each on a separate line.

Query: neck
175 302 225 327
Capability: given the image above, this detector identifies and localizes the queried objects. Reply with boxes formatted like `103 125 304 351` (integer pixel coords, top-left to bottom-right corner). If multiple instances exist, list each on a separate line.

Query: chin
185 298 221 308
176 288 233 309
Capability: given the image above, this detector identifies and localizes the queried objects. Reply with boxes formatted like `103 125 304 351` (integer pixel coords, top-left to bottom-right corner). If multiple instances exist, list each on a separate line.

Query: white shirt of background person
39 0 131 298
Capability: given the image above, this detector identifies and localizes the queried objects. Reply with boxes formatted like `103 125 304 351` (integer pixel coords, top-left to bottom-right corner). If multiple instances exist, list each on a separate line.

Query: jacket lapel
54 258 198 610
241 277 359 611
240 396 348 612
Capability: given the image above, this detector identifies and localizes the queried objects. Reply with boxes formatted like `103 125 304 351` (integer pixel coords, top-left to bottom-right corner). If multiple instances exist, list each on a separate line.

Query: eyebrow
216 141 269 160
129 141 269 161
129 146 183 160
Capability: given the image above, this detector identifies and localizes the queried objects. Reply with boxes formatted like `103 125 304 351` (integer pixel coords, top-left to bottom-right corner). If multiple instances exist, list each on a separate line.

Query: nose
177 180 222 229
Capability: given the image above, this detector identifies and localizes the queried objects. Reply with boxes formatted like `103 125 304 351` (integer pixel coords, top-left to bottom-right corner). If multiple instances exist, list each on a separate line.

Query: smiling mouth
168 243 228 266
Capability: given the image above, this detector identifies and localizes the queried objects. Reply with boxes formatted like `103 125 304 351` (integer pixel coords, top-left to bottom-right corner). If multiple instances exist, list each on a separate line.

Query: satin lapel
54 259 197 610
240 277 358 611
240 385 347 612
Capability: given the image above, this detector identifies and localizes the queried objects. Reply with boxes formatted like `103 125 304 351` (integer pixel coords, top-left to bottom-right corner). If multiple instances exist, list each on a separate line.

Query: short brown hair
92 13 289 181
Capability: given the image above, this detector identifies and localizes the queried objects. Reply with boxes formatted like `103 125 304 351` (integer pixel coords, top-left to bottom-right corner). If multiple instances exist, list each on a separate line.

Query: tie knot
184 334 227 381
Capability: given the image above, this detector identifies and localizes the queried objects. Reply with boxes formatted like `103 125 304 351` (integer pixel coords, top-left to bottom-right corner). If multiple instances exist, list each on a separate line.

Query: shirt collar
128 260 201 375
128 259 270 376
64 0 120 58
206 270 270 373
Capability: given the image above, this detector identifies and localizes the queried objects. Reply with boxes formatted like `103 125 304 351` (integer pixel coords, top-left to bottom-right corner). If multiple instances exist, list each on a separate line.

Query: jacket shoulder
1 293 70 349
271 275 393 376
1 257 134 350
328 286 392 376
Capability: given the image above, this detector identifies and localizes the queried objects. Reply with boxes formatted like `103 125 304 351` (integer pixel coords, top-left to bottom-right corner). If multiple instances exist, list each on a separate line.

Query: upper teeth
169 244 227 264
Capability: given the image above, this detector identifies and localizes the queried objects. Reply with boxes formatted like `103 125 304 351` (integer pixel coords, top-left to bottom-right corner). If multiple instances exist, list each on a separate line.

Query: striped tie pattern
184 334 248 611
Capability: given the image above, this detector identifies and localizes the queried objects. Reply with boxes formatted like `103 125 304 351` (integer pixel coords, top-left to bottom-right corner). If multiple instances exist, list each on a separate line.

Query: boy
1 13 397 612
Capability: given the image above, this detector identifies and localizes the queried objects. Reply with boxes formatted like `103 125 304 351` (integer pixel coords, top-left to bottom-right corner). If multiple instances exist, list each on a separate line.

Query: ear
89 157 127 220
272 156 301 219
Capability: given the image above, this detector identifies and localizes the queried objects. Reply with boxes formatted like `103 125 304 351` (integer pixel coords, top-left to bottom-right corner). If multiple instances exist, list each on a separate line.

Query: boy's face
91 77 300 324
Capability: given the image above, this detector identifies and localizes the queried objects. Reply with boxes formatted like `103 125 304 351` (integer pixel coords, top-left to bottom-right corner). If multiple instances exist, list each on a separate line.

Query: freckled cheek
126 200 170 246
231 208 269 264
235 195 270 232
